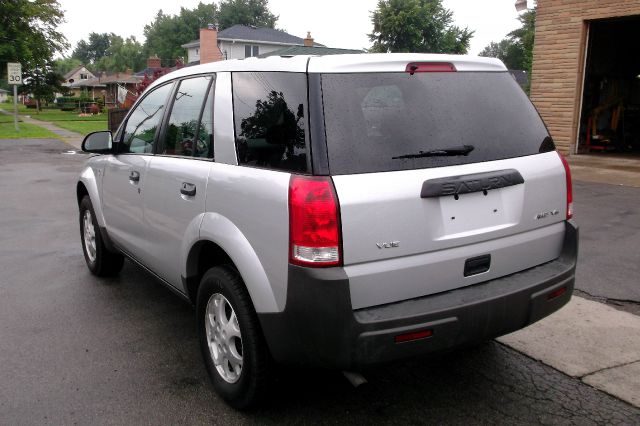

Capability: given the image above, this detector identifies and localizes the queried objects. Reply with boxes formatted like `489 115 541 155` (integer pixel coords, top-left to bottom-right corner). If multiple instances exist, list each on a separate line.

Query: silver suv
77 54 578 409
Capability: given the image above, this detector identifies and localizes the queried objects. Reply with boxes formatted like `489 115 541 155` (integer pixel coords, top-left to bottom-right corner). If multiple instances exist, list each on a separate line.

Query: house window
80 73 88 80
244 45 259 58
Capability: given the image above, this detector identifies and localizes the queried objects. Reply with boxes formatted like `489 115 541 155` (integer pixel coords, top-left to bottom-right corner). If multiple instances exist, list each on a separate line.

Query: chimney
200 24 224 64
304 31 314 47
515 0 527 11
147 55 161 69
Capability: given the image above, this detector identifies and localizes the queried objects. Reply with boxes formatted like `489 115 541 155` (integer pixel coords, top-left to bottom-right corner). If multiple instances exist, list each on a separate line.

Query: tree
19 64 63 110
479 39 524 70
95 35 145 72
72 32 112 65
54 57 83 77
143 3 218 66
368 0 473 54
479 8 536 73
217 0 278 30
0 0 68 77
142 1 278 67
509 9 536 75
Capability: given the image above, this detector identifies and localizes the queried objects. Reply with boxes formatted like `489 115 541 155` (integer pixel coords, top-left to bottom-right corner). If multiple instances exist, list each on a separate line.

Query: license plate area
434 187 522 240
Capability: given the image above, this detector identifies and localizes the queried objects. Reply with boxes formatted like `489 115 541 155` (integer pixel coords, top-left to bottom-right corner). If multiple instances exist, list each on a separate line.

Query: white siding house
182 25 323 64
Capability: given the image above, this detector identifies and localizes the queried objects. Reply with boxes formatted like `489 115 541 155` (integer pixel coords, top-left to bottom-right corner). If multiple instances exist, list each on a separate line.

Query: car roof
148 53 506 91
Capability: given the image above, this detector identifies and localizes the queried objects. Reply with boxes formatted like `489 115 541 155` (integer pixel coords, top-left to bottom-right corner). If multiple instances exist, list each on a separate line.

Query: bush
57 96 79 110
56 96 76 104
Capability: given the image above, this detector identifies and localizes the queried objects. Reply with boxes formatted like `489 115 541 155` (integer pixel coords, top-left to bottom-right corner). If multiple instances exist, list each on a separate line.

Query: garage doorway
577 17 640 156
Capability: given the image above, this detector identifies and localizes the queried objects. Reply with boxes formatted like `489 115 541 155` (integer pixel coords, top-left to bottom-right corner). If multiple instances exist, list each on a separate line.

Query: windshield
320 72 552 175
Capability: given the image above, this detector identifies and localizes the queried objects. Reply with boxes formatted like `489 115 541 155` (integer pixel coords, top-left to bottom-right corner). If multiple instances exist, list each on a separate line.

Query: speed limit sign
7 63 22 85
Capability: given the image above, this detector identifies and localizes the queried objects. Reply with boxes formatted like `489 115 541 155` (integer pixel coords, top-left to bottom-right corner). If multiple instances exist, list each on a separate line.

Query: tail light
558 153 573 219
289 175 342 267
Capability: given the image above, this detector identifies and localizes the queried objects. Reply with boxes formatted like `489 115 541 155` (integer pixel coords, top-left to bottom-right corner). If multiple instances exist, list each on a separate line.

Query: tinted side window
122 83 173 153
162 76 213 157
232 72 308 173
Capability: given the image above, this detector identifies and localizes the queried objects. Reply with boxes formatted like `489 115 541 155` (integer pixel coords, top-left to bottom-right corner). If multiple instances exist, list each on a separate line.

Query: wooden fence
107 108 129 134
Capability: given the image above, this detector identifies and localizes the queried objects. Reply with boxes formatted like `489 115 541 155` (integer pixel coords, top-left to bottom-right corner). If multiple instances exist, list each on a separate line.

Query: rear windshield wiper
392 145 475 160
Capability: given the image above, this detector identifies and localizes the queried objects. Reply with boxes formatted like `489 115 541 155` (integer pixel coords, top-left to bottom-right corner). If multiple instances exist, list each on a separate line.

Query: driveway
0 138 638 424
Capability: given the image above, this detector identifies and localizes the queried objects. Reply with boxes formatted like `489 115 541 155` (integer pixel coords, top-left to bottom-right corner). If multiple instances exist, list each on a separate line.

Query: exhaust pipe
342 371 367 388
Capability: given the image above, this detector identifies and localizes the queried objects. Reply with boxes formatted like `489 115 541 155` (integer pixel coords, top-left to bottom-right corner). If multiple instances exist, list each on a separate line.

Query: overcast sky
57 0 524 57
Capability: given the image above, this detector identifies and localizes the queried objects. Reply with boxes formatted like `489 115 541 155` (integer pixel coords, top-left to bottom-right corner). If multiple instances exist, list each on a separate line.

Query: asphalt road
573 181 640 311
1 138 638 425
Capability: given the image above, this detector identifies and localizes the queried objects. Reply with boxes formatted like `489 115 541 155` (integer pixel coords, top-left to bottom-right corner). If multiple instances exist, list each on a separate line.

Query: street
0 138 638 424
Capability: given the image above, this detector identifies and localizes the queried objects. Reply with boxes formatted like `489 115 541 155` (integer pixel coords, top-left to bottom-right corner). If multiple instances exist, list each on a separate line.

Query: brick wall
531 0 640 155
199 28 224 64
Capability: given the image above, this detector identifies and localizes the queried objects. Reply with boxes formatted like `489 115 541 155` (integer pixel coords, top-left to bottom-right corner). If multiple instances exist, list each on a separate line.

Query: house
0 88 9 103
528 0 640 158
65 77 106 100
62 65 96 96
258 44 363 58
66 70 143 108
95 71 143 108
182 24 327 64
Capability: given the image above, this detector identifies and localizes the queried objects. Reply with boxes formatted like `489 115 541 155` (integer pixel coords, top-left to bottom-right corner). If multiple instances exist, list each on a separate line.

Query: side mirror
82 131 114 154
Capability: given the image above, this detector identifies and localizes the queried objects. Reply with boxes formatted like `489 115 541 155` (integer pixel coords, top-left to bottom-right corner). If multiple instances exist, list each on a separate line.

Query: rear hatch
315 60 568 309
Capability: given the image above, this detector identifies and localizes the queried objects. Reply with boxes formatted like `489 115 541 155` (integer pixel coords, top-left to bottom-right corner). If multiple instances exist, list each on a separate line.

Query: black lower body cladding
258 221 579 370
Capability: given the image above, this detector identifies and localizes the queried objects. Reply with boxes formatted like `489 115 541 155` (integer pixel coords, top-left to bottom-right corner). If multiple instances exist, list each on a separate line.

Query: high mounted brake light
405 62 457 74
558 153 573 219
289 175 342 267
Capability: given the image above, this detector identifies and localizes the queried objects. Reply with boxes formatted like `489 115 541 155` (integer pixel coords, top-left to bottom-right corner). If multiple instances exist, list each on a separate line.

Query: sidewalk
499 296 640 407
0 108 83 150
567 154 640 188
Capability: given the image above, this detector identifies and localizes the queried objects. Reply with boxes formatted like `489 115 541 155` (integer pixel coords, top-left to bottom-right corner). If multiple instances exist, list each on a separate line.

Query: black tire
79 195 124 277
197 265 270 410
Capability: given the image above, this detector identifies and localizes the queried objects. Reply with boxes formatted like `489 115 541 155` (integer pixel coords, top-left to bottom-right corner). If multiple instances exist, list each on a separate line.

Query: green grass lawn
0 122 59 139
0 102 28 113
0 114 21 124
54 120 108 134
22 109 107 122
1 103 108 123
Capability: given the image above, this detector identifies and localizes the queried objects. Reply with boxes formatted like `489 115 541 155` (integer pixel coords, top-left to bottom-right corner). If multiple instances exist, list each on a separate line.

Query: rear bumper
259 221 578 370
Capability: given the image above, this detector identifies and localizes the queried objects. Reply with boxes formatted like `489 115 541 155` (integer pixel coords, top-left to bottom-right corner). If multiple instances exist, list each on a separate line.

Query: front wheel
79 196 124 277
197 265 270 409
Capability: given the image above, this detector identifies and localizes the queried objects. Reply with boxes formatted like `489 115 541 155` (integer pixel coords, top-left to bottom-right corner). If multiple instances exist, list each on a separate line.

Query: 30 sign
7 63 22 85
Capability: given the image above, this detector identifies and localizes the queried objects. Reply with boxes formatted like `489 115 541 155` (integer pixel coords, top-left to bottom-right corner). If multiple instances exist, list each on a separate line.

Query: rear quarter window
232 72 309 173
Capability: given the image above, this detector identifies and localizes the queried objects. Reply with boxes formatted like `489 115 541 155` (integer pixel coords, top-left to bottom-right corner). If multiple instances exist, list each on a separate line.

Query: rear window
232 72 309 173
321 72 552 175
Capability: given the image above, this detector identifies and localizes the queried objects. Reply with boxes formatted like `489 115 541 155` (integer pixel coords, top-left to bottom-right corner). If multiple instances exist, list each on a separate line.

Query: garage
530 0 640 160
577 17 640 155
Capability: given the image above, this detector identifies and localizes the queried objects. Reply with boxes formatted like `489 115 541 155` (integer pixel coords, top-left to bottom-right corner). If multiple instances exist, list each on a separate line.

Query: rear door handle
181 182 196 197
129 170 140 182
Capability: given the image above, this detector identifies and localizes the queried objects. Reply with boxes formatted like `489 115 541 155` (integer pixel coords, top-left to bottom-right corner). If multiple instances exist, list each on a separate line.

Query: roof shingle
218 25 323 46
259 46 363 57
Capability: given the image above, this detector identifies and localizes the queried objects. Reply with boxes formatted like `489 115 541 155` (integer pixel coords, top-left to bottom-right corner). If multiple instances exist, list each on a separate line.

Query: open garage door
578 17 640 155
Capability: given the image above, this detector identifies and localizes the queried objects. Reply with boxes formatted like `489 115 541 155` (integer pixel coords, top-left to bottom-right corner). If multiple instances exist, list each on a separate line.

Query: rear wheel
197 265 270 409
79 196 124 277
